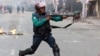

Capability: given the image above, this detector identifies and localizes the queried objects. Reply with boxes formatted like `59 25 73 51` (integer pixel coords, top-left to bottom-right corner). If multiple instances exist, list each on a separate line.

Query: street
0 12 100 56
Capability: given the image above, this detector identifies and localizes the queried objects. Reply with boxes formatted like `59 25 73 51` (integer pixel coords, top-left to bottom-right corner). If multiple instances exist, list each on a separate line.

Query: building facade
88 0 100 18
96 0 100 18
79 0 100 18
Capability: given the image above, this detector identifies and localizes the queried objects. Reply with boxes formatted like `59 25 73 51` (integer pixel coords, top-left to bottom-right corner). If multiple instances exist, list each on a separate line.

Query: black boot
53 44 60 56
53 51 60 56
19 50 25 56
19 48 33 56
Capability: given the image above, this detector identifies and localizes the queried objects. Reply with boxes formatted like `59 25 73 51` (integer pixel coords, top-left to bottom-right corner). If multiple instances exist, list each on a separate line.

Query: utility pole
63 0 65 11
53 0 58 13
96 0 100 18
80 0 89 18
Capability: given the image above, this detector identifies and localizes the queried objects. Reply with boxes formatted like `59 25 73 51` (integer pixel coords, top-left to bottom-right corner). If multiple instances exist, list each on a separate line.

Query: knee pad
53 44 60 52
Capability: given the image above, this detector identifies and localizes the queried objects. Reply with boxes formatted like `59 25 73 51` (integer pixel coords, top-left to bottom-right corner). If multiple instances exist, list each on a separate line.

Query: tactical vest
33 13 51 35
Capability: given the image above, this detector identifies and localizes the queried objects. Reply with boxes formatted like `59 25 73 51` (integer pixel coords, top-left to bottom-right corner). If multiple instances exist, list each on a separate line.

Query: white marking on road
63 40 80 43
72 40 79 43
10 49 15 55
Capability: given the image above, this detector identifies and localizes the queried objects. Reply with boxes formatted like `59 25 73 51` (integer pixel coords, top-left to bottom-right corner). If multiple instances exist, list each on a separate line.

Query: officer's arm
32 16 47 27
51 16 63 22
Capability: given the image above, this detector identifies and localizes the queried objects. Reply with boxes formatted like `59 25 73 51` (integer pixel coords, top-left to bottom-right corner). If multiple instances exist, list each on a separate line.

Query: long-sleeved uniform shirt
32 13 63 27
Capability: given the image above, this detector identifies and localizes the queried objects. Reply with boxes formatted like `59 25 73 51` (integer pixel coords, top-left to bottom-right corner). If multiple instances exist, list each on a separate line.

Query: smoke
0 0 33 7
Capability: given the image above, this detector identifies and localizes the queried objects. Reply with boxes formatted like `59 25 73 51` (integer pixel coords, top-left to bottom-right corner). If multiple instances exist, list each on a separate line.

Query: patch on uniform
33 17 37 19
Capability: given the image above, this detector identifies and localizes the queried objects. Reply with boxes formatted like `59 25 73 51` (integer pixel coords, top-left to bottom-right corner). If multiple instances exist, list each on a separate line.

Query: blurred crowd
0 5 25 14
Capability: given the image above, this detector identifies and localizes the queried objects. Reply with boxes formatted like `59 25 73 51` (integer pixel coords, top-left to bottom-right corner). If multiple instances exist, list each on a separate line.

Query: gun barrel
50 11 80 18
50 14 75 18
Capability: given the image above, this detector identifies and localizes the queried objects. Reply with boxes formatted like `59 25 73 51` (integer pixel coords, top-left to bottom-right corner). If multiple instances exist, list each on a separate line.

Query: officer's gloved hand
62 15 68 19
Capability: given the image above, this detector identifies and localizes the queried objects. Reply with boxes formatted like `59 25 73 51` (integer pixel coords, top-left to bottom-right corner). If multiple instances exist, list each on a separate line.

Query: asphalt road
0 12 100 56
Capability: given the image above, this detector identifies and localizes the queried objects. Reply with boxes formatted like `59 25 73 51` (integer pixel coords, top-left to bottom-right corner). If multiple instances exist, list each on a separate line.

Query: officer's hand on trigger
46 15 51 21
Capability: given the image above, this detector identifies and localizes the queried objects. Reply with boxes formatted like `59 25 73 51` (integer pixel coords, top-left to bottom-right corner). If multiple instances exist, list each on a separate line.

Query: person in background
22 6 24 13
17 6 20 13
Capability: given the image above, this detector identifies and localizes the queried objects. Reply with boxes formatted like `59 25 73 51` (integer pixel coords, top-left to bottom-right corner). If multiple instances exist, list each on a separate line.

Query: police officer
19 2 67 56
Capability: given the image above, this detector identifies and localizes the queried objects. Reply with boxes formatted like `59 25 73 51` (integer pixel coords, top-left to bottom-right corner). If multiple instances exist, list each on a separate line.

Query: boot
19 48 33 56
53 51 60 56
19 50 25 56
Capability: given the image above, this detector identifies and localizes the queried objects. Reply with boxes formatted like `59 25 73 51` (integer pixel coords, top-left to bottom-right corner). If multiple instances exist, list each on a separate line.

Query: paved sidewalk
80 17 100 26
